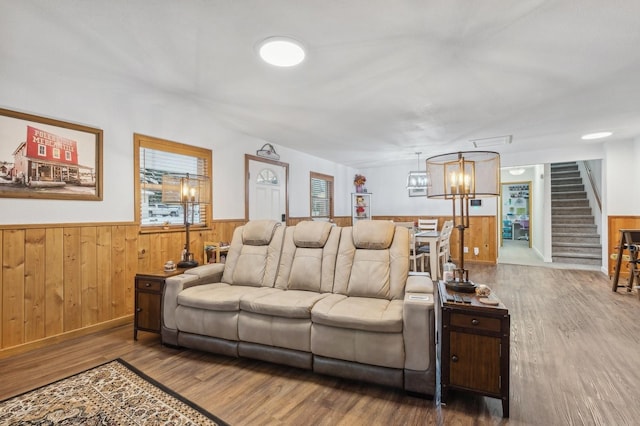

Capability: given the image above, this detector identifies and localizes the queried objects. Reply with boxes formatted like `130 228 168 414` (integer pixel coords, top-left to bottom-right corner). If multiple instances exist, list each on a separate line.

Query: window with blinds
310 172 334 219
134 134 212 229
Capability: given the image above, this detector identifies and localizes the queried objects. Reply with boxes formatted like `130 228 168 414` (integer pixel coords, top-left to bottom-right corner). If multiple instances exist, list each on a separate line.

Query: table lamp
162 173 211 268
426 151 500 292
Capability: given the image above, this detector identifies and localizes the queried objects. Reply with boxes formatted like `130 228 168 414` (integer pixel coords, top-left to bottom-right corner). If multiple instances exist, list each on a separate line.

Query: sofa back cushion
221 220 284 287
276 221 341 292
333 221 408 300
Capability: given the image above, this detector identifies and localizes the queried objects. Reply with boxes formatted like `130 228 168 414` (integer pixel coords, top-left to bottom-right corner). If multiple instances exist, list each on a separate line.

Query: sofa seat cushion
239 312 312 351
240 290 330 319
311 294 404 333
311 323 405 369
178 284 278 311
175 307 239 341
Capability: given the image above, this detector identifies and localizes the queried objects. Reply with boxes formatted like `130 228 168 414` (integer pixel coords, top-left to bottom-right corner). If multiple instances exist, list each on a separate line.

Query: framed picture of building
0 108 103 200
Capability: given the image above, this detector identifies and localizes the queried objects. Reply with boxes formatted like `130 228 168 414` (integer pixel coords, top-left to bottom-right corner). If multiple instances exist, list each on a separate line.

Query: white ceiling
3 0 640 168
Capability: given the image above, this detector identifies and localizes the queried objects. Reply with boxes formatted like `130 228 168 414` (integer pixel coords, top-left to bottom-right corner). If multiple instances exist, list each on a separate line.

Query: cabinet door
450 331 501 394
137 291 162 331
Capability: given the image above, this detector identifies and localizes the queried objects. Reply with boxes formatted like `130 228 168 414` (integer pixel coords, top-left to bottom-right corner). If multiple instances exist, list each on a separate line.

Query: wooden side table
437 280 510 417
134 269 184 340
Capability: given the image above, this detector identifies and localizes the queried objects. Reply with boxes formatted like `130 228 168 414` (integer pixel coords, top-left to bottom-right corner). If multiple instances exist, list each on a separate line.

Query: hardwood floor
1 263 639 425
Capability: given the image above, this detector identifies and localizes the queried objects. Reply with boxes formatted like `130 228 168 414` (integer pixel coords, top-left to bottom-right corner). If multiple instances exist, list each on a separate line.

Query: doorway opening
499 180 535 265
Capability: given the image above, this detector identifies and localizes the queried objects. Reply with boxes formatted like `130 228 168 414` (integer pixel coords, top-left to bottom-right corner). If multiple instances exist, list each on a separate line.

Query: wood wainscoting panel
332 216 352 227
374 215 498 265
24 229 46 342
287 216 351 227
0 219 247 355
63 227 82 332
2 230 25 348
209 219 244 246
607 216 640 278
44 228 64 337
81 226 98 328
110 226 127 319
96 226 112 323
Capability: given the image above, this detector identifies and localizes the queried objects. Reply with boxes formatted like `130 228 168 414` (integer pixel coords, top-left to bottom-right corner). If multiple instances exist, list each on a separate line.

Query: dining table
415 230 440 279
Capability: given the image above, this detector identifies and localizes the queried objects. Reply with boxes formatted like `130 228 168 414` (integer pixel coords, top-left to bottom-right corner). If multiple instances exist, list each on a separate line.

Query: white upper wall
605 138 640 215
359 162 499 217
1 0 638 225
0 83 356 225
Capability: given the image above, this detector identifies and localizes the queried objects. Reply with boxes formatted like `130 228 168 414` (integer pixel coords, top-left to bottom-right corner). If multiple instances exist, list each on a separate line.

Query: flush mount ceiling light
581 131 613 140
508 168 526 176
258 37 306 67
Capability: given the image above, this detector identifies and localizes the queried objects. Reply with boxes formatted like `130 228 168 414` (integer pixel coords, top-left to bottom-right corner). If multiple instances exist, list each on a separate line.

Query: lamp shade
426 151 500 199
161 173 211 205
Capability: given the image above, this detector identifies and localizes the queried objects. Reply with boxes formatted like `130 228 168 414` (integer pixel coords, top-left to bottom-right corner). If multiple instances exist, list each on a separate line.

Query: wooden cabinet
438 281 510 417
134 269 184 340
351 192 372 223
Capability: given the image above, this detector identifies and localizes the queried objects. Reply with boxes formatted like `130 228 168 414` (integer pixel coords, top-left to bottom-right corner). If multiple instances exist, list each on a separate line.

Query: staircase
551 162 601 266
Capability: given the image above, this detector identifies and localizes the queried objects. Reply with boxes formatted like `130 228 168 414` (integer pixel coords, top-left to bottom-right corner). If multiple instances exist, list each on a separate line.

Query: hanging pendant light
407 152 428 189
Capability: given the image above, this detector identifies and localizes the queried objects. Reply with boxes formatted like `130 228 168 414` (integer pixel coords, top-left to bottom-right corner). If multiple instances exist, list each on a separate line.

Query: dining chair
409 229 425 272
417 218 438 231
436 220 454 278
416 218 439 254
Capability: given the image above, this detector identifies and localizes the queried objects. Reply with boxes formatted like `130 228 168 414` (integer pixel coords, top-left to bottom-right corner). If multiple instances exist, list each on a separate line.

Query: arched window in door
256 168 279 185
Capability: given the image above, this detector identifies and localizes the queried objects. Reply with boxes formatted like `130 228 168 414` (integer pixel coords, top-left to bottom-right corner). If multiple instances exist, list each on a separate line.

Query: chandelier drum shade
426 151 500 291
162 173 211 268
406 152 428 190
407 171 428 189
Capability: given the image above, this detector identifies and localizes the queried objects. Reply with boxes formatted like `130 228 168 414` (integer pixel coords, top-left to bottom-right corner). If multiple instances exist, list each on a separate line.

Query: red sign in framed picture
25 126 79 165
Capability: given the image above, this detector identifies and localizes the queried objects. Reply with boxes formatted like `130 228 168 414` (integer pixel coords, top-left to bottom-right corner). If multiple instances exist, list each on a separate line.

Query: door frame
499 180 532 248
244 154 290 223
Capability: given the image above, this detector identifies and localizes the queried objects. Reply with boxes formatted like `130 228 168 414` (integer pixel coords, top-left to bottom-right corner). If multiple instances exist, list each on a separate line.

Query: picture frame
408 186 427 197
0 108 103 200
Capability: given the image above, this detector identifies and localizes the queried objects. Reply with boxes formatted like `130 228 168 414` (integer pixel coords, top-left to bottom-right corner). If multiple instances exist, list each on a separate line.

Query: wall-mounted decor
0 108 103 200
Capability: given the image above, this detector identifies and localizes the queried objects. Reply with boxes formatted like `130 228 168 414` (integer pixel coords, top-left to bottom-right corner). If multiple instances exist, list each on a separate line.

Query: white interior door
248 158 287 224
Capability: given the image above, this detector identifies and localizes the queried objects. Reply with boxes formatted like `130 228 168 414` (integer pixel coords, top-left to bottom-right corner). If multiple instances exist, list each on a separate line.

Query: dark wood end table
437 280 510 417
134 269 185 340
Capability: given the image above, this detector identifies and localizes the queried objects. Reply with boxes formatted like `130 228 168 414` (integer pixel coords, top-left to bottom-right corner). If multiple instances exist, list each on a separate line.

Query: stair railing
583 161 602 211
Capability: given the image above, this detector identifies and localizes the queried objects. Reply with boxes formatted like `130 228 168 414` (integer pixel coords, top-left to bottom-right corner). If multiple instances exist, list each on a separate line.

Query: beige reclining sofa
162 219 437 396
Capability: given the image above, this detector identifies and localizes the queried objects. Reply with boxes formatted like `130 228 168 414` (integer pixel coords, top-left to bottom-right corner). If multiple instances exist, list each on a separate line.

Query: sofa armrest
183 263 225 282
403 278 435 372
406 272 434 294
162 263 225 331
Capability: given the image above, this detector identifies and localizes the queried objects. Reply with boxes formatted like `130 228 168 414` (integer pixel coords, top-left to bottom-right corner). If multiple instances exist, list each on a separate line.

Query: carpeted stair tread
553 242 601 248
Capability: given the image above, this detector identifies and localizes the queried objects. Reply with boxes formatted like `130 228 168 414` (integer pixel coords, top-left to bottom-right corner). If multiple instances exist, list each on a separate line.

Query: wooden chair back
417 218 438 231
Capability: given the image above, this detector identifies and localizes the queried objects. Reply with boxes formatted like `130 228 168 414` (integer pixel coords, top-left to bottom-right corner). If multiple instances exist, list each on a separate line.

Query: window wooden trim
134 133 212 233
310 171 334 219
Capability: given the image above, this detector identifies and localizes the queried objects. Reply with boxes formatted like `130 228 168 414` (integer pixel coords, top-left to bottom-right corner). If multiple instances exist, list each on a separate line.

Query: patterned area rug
0 358 228 425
